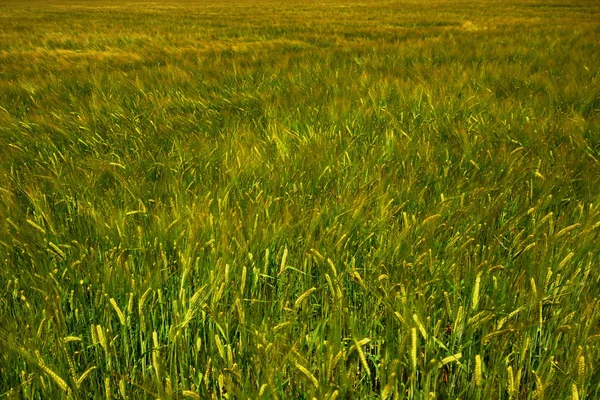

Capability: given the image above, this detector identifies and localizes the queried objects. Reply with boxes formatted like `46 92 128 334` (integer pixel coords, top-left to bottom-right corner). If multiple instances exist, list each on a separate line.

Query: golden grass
0 0 599 398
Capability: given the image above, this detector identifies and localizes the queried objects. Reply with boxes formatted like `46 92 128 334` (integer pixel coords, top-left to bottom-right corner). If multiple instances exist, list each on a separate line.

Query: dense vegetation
1 0 599 398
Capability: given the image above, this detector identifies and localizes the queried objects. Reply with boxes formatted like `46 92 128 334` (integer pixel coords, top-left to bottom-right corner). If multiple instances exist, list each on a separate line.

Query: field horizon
1 0 599 398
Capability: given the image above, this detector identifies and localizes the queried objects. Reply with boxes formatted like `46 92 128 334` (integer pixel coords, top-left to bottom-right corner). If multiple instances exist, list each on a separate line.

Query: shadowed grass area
1 0 599 398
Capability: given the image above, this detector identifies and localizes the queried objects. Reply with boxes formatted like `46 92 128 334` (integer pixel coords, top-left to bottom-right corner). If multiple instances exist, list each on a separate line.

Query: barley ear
577 346 585 379
571 383 579 400
472 273 481 311
295 362 319 389
76 366 96 389
474 354 482 387
381 372 396 399
507 366 515 398
411 328 417 372
109 298 126 326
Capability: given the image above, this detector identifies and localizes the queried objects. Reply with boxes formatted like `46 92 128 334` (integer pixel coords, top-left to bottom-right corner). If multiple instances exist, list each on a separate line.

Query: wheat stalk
533 370 544 399
259 383 267 396
75 366 96 389
577 346 585 378
327 258 338 278
278 247 288 276
571 383 579 400
558 252 575 269
62 336 82 344
182 390 201 399
295 362 319 389
438 352 462 367
412 314 427 340
328 349 344 380
26 219 46 234
119 379 128 399
97 325 108 351
472 273 481 311
127 292 134 315
109 298 126 326
325 274 336 303
443 291 452 316
474 354 482 387
139 288 151 327
507 366 515 398
34 350 70 394
215 334 225 360
555 223 580 238
354 338 371 377
381 372 396 399
294 287 316 309
240 265 247 294
105 377 111 400
152 331 161 380
204 357 212 390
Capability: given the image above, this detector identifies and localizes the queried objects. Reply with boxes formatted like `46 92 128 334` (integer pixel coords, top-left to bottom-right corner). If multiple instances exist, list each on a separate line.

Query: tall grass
1 0 599 398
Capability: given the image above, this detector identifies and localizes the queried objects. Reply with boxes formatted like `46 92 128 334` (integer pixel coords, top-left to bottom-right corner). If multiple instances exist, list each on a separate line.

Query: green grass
1 0 599 398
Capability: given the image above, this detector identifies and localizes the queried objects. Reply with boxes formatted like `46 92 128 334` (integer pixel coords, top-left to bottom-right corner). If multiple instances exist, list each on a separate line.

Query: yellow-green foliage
1 0 599 398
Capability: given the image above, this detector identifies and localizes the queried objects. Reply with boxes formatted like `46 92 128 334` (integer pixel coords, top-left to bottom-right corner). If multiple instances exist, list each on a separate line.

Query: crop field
1 0 599 398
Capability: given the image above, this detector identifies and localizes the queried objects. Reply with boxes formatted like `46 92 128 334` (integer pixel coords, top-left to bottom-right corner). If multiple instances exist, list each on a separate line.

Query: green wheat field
1 0 599 398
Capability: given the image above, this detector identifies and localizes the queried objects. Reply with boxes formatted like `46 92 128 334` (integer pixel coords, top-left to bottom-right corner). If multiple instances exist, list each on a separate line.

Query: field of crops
1 0 599 398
